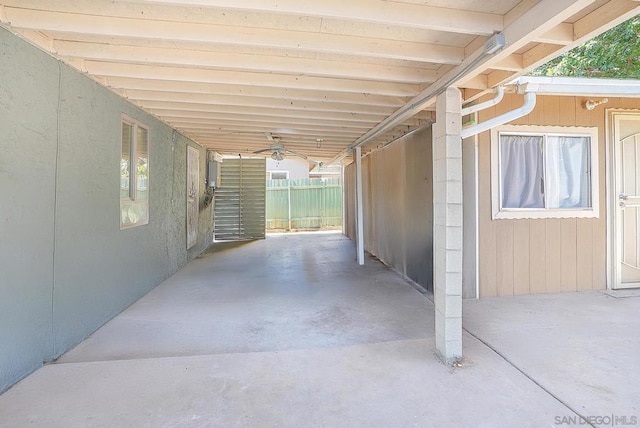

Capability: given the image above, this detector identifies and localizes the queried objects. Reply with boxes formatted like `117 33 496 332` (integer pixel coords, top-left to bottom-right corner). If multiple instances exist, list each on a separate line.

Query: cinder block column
433 87 463 363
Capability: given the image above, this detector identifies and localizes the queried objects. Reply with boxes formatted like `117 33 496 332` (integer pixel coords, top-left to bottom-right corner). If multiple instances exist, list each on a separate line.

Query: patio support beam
355 146 365 266
433 87 463 364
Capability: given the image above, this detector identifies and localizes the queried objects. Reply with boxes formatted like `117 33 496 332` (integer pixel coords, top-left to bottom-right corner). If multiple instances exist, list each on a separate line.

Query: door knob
619 193 629 200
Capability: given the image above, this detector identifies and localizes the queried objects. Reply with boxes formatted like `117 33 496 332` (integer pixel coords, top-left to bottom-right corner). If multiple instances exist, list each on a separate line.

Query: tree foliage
531 15 640 78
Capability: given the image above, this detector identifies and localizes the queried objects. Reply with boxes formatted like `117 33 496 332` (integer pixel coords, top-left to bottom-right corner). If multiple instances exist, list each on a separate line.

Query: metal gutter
513 76 640 97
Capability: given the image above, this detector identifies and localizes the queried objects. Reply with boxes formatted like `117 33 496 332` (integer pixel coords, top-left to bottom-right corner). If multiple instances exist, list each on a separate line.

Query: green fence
266 178 343 231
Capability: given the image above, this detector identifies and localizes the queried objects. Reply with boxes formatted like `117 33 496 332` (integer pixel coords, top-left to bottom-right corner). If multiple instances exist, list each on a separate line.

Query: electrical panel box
208 160 221 188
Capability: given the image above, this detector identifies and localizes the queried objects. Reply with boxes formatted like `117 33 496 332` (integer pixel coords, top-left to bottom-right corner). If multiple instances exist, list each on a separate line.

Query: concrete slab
1 234 628 427
464 292 640 424
56 234 432 363
0 335 572 427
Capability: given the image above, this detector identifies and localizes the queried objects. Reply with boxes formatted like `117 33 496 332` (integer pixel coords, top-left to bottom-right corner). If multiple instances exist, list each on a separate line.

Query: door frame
607 109 640 290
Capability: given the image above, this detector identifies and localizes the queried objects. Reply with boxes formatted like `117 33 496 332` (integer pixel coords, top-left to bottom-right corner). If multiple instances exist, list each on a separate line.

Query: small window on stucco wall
268 171 289 180
491 125 599 220
120 115 149 229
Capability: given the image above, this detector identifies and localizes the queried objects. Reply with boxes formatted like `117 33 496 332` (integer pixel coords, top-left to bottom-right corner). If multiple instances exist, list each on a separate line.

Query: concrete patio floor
0 233 638 427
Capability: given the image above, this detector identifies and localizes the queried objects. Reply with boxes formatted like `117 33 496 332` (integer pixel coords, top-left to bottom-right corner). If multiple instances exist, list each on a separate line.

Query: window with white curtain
491 125 599 220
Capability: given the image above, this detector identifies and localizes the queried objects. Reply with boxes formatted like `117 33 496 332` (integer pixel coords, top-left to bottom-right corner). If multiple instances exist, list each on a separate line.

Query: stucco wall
0 26 59 394
0 28 213 392
476 93 640 297
344 127 433 291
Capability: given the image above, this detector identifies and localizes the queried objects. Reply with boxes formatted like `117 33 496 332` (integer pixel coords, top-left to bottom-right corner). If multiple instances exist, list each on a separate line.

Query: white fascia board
512 76 640 97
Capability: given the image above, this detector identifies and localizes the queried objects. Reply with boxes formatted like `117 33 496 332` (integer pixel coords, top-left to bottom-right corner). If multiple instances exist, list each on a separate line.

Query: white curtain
546 136 590 208
500 135 544 208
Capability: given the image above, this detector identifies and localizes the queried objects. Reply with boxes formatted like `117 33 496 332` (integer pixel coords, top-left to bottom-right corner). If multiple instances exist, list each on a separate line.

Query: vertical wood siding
478 95 640 296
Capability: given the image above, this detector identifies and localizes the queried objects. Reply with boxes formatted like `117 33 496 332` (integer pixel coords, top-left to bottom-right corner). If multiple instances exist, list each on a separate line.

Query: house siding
477 93 640 297
0 27 214 392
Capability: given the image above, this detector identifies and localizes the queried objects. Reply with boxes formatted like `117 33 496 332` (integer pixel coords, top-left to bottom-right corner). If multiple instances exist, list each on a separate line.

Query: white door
613 113 640 289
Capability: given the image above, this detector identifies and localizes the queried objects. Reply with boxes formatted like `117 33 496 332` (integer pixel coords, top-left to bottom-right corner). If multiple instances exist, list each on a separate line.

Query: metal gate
214 156 266 241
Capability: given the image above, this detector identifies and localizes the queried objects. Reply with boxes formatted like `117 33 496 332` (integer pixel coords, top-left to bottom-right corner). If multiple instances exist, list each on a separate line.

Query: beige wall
477 94 640 297
344 127 434 291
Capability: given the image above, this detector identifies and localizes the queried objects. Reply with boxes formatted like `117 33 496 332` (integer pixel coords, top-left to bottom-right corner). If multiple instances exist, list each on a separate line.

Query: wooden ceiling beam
100 76 410 107
54 41 437 83
73 61 423 97
114 0 504 35
5 7 464 64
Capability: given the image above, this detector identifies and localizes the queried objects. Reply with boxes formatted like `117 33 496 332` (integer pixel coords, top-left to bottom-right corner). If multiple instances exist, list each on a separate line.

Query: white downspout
461 90 536 299
355 146 365 265
461 86 504 116
474 134 480 300
461 92 537 139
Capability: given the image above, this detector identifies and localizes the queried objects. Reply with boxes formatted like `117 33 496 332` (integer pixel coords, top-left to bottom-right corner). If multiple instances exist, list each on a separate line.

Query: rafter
150 110 424 128
99 76 409 107
169 123 365 138
120 89 399 115
72 61 423 97
114 0 504 35
156 113 382 130
5 7 464 65
139 100 434 123
53 40 438 83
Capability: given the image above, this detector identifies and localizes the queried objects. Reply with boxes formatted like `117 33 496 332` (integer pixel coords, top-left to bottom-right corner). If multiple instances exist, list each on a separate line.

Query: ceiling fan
253 133 308 161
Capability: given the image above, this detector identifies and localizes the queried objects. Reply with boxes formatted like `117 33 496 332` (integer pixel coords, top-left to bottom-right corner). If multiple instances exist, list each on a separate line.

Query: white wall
266 158 309 179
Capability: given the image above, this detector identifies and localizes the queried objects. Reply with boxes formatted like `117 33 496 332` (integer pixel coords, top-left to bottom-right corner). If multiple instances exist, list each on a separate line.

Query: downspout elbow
460 92 536 139
461 86 504 116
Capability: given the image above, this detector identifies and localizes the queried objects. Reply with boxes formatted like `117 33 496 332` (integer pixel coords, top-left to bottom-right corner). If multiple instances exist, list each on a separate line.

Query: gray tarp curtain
500 134 590 209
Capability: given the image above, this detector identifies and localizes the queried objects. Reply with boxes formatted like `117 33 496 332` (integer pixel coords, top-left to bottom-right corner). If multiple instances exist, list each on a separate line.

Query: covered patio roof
2 0 638 160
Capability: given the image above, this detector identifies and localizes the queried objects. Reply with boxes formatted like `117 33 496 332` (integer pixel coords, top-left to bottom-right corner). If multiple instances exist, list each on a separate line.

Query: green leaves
532 15 640 78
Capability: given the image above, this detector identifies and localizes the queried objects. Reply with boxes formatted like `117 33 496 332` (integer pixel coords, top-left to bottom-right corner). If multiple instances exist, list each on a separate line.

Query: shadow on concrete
197 239 259 258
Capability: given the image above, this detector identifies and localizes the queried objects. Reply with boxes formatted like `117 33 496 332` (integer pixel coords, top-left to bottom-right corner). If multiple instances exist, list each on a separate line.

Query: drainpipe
461 86 504 116
460 92 537 139
355 146 365 265
287 180 292 231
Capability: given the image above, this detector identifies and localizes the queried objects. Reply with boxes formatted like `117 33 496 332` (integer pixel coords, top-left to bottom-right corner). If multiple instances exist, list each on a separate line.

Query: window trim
491 125 599 220
120 114 150 229
268 170 289 180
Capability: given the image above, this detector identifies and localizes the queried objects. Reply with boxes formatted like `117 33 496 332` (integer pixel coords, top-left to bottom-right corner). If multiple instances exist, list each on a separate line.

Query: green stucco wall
0 27 214 392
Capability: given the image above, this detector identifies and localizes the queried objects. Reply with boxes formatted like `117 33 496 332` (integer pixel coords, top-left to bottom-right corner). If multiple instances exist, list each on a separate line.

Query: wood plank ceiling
1 0 638 161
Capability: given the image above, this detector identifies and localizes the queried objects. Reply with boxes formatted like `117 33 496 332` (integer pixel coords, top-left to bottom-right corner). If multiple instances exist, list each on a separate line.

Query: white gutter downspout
461 86 504 116
355 146 365 265
460 90 536 300
460 92 537 139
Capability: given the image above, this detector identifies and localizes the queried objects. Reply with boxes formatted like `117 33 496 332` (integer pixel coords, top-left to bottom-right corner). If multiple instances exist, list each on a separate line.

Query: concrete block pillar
433 87 463 364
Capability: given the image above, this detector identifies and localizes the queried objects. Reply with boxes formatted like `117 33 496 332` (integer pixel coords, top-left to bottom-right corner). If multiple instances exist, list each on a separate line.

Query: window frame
120 115 150 229
268 170 289 180
491 125 599 220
